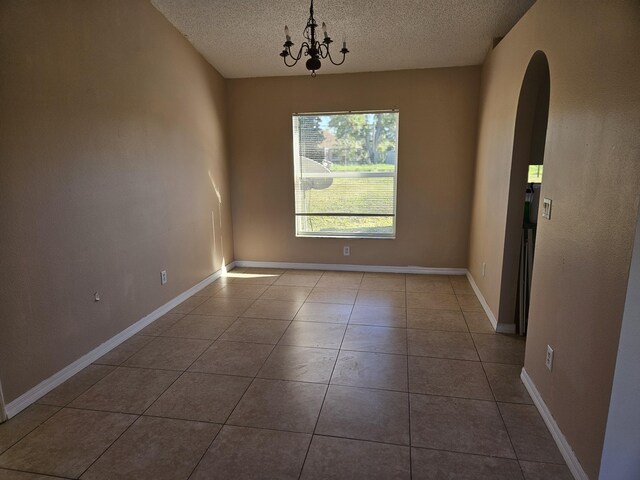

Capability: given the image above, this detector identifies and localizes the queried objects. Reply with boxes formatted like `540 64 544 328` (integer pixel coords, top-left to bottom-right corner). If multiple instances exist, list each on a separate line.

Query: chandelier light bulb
284 25 291 42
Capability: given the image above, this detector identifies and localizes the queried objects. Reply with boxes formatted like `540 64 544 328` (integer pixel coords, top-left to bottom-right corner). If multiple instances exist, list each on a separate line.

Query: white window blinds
292 111 399 238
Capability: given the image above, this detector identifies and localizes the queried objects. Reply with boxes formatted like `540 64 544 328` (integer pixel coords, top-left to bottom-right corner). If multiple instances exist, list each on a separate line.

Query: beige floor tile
285 269 326 275
316 385 410 445
499 403 565 464
193 280 228 296
69 367 179 414
191 296 255 317
294 302 352 324
457 294 483 311
225 272 280 285
407 329 478 360
359 273 406 292
0 405 60 455
138 313 184 336
257 346 338 383
316 272 363 289
472 333 526 364
406 275 452 293
168 295 208 314
191 425 310 480
449 275 474 294
242 299 303 320
407 281 454 294
146 372 251 423
274 272 321 287
519 461 573 480
307 288 358 305
227 379 326 433
261 285 312 302
407 308 467 332
213 283 269 300
463 310 496 333
81 416 219 480
0 469 62 479
483 363 532 404
331 350 408 391
279 322 346 349
355 290 406 308
124 336 211 370
0 408 135 478
219 318 290 344
410 394 515 458
37 365 115 407
301 435 410 480
349 305 406 327
342 325 407 355
412 448 523 479
408 357 493 400
188 340 273 376
159 314 235 340
94 335 153 366
407 292 460 310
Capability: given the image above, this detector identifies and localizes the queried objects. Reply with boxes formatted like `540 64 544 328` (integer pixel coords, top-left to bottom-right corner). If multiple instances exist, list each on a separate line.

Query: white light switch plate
542 197 552 219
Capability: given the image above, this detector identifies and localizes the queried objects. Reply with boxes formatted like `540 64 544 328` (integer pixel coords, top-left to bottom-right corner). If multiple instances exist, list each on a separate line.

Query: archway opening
499 51 550 335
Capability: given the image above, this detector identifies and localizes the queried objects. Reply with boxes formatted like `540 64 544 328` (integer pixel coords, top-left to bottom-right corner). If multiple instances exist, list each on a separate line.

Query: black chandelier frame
279 0 349 76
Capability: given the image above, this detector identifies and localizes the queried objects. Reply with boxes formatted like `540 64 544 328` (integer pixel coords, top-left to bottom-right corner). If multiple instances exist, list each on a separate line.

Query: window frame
292 110 400 240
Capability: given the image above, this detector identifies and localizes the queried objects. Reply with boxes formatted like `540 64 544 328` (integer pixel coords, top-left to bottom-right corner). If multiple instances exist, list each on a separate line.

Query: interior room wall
0 0 233 404
467 1 640 477
599 201 640 479
227 68 480 268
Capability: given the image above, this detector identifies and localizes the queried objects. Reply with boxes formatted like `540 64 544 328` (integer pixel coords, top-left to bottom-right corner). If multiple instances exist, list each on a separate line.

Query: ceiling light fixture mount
280 0 348 77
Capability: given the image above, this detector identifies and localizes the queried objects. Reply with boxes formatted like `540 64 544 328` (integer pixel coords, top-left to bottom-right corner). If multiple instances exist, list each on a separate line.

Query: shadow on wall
499 51 550 330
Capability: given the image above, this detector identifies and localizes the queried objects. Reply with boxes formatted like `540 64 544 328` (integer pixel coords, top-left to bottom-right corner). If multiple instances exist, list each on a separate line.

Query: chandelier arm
283 55 300 67
298 42 311 58
318 43 329 59
287 42 308 62
326 48 347 66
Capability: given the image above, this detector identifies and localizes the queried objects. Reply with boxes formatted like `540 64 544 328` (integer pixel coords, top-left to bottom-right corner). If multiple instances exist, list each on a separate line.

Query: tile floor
0 269 573 479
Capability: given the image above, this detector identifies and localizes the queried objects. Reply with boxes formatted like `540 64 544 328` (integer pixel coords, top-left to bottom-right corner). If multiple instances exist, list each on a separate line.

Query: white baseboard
4 262 235 420
235 260 466 276
521 368 588 480
465 270 516 334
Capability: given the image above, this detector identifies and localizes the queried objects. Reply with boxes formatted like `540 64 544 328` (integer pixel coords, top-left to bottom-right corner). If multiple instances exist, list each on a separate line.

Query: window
293 111 399 238
528 164 543 183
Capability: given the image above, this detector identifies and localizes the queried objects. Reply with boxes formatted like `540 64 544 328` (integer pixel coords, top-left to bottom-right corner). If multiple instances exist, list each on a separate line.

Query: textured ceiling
151 0 535 78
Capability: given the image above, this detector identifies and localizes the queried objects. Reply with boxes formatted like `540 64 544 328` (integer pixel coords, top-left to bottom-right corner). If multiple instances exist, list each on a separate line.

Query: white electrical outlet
482 262 486 277
343 246 350 256
161 270 168 285
545 345 554 371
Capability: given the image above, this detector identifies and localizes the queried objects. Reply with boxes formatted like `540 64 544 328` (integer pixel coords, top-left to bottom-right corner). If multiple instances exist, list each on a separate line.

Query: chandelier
279 0 349 77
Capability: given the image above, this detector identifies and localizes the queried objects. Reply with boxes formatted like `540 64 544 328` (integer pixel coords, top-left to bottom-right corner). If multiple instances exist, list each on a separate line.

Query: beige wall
227 68 480 268
467 1 640 477
0 0 233 403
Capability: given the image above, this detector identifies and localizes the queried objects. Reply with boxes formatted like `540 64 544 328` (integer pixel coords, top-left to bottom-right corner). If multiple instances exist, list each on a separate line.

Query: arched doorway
498 51 550 335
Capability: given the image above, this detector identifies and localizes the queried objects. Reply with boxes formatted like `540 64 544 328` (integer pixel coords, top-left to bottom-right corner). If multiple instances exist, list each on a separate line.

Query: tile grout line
141 299 262 480
406 273 413 480
4 270 523 478
76 288 256 479
472 328 526 478
296 271 356 480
